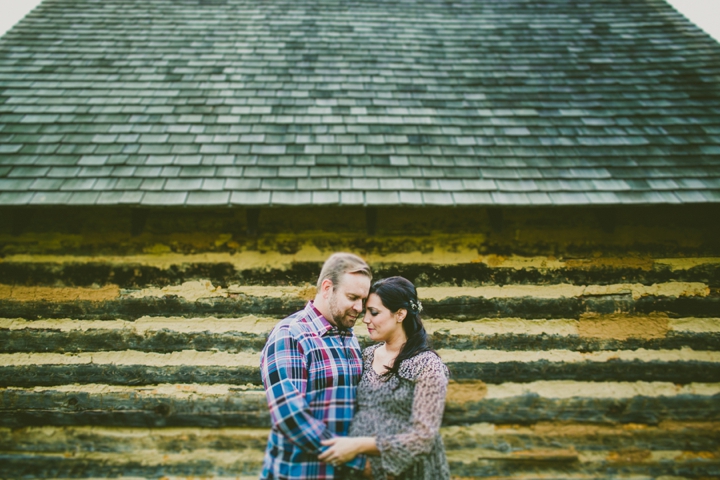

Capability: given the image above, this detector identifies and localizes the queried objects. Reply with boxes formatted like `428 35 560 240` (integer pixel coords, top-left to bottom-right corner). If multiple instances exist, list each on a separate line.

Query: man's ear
320 278 334 298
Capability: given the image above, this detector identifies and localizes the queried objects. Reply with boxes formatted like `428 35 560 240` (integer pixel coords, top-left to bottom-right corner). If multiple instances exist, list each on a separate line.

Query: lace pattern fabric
347 343 450 480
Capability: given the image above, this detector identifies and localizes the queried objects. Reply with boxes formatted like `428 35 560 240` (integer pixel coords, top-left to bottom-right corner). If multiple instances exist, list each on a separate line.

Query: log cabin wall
1 204 719 478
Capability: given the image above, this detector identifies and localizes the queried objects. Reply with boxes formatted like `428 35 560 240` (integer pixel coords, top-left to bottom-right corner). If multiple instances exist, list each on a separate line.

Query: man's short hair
317 252 372 290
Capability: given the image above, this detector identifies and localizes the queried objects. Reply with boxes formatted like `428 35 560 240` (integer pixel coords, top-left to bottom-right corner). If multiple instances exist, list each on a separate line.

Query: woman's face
363 292 405 343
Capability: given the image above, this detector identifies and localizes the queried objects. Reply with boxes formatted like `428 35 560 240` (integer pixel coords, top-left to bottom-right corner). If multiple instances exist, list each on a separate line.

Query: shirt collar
305 301 352 337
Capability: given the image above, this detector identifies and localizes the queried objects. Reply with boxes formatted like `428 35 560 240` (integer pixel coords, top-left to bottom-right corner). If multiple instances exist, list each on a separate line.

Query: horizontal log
0 448 719 479
0 385 270 428
446 359 720 384
1 348 718 386
1 259 719 288
2 282 710 304
1 294 718 320
2 325 718 354
441 421 720 452
0 206 717 257
428 294 720 320
0 296 297 320
0 426 271 453
636 295 720 318
0 328 269 354
2 382 719 428
0 364 261 387
444 394 720 425
446 451 720 478
0 296 303 320
0 349 720 387
0 316 278 354
0 452 263 479
433 331 720 352
3 422 719 456
2 316 718 354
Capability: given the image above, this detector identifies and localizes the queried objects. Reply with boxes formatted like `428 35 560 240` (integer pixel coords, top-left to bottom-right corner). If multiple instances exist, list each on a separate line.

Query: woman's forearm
355 436 380 456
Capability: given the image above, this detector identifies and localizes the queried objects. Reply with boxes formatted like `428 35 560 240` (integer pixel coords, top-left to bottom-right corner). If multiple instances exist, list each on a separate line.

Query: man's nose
353 299 363 311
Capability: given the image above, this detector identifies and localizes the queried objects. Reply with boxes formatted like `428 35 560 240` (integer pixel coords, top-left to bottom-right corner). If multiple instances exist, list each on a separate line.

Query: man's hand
362 458 372 478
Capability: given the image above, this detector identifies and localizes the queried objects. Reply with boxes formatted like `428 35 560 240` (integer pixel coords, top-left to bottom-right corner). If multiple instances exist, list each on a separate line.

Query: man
260 252 372 479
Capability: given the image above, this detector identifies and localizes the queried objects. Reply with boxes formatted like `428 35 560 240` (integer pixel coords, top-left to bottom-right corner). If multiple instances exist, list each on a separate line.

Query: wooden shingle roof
1 0 719 207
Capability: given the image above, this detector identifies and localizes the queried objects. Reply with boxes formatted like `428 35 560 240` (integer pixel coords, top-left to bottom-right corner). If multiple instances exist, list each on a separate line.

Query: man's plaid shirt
260 301 365 479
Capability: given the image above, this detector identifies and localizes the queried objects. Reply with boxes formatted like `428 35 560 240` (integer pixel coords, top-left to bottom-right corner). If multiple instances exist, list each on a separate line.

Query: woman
319 276 450 480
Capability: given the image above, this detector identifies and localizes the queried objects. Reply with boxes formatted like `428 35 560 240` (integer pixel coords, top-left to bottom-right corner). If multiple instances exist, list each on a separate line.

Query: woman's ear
396 309 407 323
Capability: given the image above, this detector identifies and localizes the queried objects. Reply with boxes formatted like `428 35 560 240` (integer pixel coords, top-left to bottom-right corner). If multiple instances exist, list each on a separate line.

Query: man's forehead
337 272 371 293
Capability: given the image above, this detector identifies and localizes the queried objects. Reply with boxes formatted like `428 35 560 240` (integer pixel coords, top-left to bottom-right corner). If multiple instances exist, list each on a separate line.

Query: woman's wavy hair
370 276 438 375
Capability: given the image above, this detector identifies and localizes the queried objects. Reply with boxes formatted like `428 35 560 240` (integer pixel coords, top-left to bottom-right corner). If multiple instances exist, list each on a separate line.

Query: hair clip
410 300 423 313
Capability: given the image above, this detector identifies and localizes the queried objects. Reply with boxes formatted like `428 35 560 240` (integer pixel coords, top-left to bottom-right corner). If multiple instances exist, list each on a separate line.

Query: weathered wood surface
2 316 719 353
4 423 719 457
446 456 720 479
2 327 720 353
1 259 719 288
2 357 719 386
1 290 717 320
3 382 720 427
1 424 719 479
1 248 719 478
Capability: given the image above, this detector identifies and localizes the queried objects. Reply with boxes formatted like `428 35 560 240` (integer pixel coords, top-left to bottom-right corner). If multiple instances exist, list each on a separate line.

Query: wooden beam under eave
366 207 377 236
246 208 260 236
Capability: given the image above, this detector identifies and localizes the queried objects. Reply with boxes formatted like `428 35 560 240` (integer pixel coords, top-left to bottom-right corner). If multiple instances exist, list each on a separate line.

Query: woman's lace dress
347 343 450 480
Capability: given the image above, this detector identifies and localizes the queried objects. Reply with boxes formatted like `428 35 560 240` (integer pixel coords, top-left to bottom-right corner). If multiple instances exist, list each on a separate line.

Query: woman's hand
318 437 362 466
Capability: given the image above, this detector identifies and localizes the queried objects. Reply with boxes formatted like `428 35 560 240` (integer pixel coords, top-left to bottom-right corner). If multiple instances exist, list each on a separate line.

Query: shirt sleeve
373 356 449 476
344 453 367 471
261 325 333 454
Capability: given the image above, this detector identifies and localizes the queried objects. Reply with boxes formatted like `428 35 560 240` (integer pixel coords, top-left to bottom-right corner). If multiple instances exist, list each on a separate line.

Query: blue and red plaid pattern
260 301 365 479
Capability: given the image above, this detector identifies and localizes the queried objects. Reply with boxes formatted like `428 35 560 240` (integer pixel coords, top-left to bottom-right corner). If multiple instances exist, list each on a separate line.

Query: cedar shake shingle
0 0 718 207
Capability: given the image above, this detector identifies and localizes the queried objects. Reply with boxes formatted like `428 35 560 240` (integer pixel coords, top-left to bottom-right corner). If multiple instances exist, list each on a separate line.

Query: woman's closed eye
367 309 379 317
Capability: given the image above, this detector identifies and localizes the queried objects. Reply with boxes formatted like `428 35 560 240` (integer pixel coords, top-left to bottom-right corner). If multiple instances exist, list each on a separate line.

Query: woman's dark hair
370 276 437 376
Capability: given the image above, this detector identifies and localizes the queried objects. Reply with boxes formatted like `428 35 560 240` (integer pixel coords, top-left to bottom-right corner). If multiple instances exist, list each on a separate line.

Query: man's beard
328 292 356 330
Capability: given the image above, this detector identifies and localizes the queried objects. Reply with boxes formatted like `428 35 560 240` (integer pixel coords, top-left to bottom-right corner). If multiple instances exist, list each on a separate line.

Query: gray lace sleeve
374 352 449 476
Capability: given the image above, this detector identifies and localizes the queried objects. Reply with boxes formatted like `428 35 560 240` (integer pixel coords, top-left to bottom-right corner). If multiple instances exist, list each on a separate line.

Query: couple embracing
259 253 450 480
